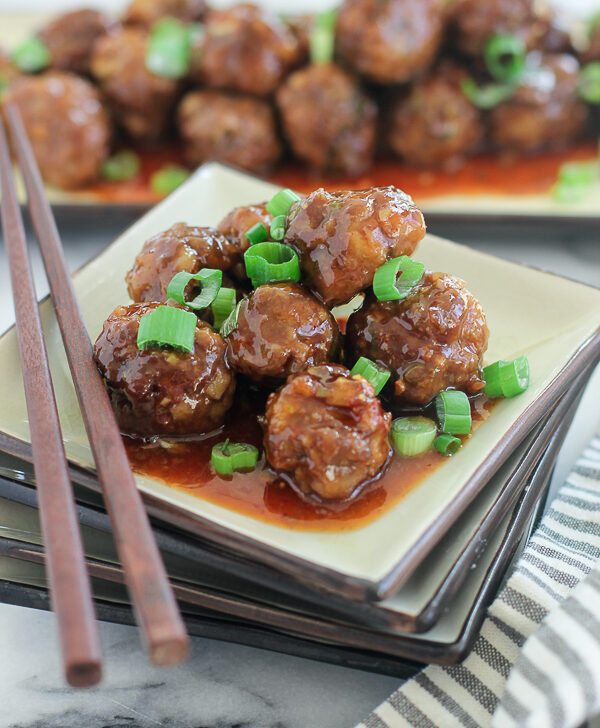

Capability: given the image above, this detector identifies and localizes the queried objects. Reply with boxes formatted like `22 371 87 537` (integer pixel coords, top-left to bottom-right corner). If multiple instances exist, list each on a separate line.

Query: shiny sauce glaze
79 142 598 205
125 388 495 532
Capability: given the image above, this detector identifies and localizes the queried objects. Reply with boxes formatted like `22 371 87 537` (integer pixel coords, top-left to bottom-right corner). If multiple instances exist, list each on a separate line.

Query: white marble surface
0 214 599 727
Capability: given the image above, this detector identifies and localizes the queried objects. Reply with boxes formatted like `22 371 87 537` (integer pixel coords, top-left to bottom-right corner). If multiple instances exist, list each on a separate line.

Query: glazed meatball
488 53 587 152
94 302 235 437
198 4 300 96
387 63 483 167
126 223 241 303
226 282 341 385
276 63 377 176
217 202 272 279
284 187 426 307
38 10 116 75
123 0 206 28
3 72 110 189
264 365 391 500
336 0 444 84
346 272 489 405
178 91 281 173
91 27 178 143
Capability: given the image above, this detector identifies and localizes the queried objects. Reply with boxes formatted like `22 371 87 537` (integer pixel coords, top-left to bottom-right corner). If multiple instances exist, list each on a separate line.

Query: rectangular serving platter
0 163 599 602
2 12 600 224
0 401 567 670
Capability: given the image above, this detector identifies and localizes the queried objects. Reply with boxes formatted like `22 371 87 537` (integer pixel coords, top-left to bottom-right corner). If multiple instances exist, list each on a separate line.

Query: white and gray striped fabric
357 433 600 728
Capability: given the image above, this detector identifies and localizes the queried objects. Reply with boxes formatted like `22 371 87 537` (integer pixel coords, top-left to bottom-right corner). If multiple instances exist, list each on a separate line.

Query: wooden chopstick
0 118 102 687
5 104 189 666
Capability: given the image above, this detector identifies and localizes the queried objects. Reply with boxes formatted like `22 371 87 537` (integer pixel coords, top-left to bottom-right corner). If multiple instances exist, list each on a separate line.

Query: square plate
0 163 598 601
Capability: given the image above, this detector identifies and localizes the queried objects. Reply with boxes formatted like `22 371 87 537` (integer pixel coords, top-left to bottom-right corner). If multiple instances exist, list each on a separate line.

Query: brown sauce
124 390 495 532
77 142 598 205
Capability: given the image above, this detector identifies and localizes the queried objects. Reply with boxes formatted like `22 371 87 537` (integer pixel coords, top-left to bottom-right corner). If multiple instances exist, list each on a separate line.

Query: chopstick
5 104 189 666
0 119 102 687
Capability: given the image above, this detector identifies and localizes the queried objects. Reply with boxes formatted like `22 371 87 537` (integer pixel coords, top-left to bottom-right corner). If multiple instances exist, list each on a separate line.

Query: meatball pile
0 0 595 190
94 185 490 502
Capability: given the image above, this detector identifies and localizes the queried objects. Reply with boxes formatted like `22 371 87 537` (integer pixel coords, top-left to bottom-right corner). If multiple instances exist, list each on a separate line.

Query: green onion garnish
150 165 190 197
245 222 269 245
167 268 222 311
244 242 300 287
211 440 259 476
390 417 437 457
350 356 390 395
434 434 461 456
100 150 141 182
373 256 424 301
11 36 50 72
461 78 516 109
579 62 600 105
146 17 193 79
552 161 597 203
137 305 197 353
309 9 337 65
211 287 236 330
266 188 300 217
270 215 286 241
435 390 472 435
483 355 529 398
220 298 244 336
484 33 526 83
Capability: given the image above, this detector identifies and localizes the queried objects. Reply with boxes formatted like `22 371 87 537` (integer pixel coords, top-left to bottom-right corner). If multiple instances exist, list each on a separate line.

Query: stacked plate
0 165 599 677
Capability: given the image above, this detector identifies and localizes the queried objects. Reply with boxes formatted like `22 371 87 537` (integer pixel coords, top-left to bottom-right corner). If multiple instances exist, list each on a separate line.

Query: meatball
488 53 587 152
123 0 206 28
336 0 444 84
217 202 272 279
276 63 377 176
91 27 178 144
450 0 550 57
284 186 426 307
346 272 489 405
94 302 235 437
386 63 483 167
198 4 300 96
38 10 116 75
3 72 110 189
226 282 341 385
264 365 391 500
126 223 241 303
178 91 281 173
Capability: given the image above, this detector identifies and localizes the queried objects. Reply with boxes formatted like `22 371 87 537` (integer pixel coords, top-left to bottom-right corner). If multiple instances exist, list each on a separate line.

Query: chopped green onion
484 33 526 83
137 305 197 353
12 37 50 72
244 242 300 287
373 256 424 301
310 9 337 65
220 299 244 337
435 390 472 435
350 356 390 395
390 417 437 457
146 17 193 78
270 214 286 241
167 268 222 310
266 188 300 217
211 440 259 476
579 62 600 104
245 222 269 245
461 78 516 109
101 150 140 182
434 434 461 456
150 165 190 196
483 356 529 398
552 161 596 203
211 287 236 329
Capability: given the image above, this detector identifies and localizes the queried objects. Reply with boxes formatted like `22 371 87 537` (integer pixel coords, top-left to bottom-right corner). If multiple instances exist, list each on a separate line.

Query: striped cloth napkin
357 432 600 728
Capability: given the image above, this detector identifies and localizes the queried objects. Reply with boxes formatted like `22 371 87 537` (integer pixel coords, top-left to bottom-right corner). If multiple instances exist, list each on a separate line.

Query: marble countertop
0 212 598 728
